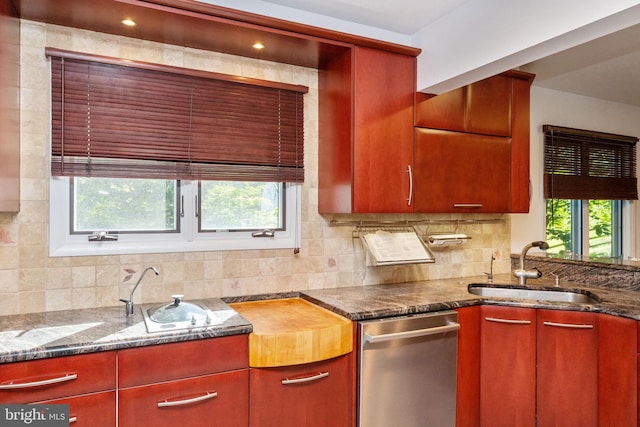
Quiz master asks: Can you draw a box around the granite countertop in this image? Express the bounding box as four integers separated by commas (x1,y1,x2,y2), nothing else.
0,298,252,363
2,273,640,363
301,274,640,321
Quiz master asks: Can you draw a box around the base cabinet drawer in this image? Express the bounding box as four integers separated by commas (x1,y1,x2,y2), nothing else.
249,354,353,427
40,391,116,427
0,351,116,403
118,369,249,427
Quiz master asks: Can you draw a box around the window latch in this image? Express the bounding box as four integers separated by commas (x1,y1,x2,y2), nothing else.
251,229,275,238
88,231,119,242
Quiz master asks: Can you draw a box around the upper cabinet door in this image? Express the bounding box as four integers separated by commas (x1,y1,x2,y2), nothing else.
415,74,511,137
351,46,416,213
415,88,465,132
465,75,511,136
318,46,417,214
413,128,512,213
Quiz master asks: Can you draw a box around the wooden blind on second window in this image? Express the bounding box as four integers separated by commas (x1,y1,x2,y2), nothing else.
48,49,306,182
543,124,638,200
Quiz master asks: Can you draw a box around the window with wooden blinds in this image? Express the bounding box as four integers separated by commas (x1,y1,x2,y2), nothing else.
48,48,307,182
543,124,638,200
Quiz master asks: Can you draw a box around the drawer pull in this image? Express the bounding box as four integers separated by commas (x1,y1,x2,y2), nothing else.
69,416,77,424
543,321,594,329
0,373,78,390
281,372,329,385
453,203,483,209
157,391,218,408
485,317,532,325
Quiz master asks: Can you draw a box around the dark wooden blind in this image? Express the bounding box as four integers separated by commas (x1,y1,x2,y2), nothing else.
543,124,638,200
48,49,306,182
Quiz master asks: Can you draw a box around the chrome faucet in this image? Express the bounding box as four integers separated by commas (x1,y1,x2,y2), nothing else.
119,266,159,316
513,241,549,285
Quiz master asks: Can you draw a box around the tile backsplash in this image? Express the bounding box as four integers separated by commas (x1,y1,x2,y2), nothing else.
0,20,512,316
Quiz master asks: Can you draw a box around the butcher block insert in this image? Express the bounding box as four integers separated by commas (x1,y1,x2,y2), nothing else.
229,298,352,367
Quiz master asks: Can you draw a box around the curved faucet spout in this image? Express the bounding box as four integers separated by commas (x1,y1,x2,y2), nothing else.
514,241,548,285
120,266,159,316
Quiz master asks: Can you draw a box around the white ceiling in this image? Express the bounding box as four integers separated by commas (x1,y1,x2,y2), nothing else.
261,0,471,34
260,0,640,107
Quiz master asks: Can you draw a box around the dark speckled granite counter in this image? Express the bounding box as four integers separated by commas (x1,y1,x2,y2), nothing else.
3,266,640,363
0,298,252,363
301,273,640,322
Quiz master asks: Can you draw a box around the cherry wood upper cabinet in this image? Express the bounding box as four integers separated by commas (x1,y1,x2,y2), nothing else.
0,0,20,212
416,74,512,137
414,70,534,213
414,129,512,213
318,46,416,213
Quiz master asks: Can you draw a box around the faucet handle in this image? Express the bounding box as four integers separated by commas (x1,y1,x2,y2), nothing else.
532,267,543,278
172,294,184,306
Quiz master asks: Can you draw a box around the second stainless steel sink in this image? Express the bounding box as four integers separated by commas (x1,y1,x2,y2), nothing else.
468,284,599,304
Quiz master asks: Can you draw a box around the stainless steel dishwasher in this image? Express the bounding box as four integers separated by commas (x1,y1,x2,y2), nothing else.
358,310,460,427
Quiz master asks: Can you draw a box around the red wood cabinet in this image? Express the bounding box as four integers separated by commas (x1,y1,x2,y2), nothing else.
118,335,249,427
462,307,636,426
416,74,511,137
537,309,598,427
119,369,249,427
479,305,536,427
249,353,354,427
118,334,248,388
40,391,116,427
454,306,480,427
414,71,534,213
414,129,512,213
318,46,416,213
0,351,116,403
598,314,636,427
0,351,116,426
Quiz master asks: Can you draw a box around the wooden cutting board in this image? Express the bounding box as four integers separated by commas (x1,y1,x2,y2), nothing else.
229,298,353,367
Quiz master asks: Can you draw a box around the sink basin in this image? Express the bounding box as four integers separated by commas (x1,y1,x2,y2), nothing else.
141,295,235,333
468,284,599,304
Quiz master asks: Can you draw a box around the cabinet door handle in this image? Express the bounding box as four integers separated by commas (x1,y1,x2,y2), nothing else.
485,317,531,325
281,371,329,385
543,321,594,329
0,373,78,390
157,391,218,408
406,165,413,206
453,203,483,209
69,416,77,424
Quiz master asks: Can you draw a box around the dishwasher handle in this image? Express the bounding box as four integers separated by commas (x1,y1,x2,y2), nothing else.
364,322,460,344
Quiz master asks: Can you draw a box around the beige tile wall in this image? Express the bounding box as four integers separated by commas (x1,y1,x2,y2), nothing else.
0,20,512,316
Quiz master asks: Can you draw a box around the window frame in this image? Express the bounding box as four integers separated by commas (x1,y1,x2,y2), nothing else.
545,198,625,258
49,177,301,257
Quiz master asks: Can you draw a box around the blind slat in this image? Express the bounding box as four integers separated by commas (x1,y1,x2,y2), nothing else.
50,53,305,183
543,124,638,200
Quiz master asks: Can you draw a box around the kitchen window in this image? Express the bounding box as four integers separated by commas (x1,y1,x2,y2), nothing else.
543,125,637,258
47,49,306,256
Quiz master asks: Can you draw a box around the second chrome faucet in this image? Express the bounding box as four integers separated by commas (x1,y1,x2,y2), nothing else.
120,266,160,316
513,241,549,285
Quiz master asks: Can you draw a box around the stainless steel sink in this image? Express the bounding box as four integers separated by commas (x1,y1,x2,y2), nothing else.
141,295,236,333
468,284,599,304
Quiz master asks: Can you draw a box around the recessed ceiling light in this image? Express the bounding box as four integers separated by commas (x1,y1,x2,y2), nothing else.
252,42,265,50
121,19,137,27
